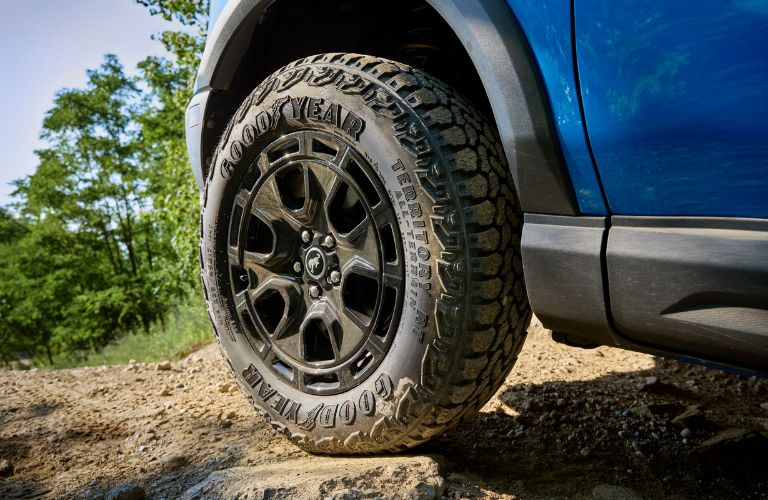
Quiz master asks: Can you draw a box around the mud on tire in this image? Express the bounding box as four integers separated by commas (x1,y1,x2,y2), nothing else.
200,53,531,453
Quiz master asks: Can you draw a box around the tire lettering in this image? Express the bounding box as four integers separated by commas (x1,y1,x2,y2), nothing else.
220,158,235,180
339,400,356,425
270,393,289,413
319,404,337,428
243,364,263,388
289,96,307,118
322,102,341,127
242,364,301,424
408,202,422,218
241,123,256,145
375,374,394,400
282,400,301,424
359,390,375,416
255,110,272,134
341,112,364,140
307,97,323,120
299,403,324,430
257,382,275,401
284,95,366,140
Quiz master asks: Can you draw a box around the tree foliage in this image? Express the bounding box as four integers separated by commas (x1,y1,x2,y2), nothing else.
0,0,209,366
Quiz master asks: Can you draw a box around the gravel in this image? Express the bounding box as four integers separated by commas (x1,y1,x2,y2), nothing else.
1,318,766,499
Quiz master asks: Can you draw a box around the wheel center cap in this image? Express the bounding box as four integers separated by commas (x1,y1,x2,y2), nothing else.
304,247,326,280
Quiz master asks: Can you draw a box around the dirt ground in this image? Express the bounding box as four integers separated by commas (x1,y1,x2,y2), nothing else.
1,318,767,499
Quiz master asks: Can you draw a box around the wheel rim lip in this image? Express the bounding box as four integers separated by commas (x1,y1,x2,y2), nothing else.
227,129,405,395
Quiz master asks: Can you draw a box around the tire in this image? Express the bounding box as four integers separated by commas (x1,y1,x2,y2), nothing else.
200,53,531,454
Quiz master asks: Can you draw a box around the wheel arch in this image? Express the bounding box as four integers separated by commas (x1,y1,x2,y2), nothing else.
188,0,578,215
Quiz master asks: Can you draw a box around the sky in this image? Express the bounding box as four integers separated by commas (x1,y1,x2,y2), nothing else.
0,0,179,207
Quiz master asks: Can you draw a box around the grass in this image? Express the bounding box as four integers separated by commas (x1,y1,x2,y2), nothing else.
50,294,213,369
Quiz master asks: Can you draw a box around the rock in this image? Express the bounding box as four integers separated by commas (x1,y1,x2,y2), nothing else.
671,405,705,428
156,361,172,371
592,484,644,500
680,428,691,438
0,458,13,477
179,456,445,500
221,410,237,420
580,447,591,457
158,388,171,397
105,482,145,500
696,428,752,451
627,405,653,418
760,402,768,411
217,382,232,393
164,455,188,470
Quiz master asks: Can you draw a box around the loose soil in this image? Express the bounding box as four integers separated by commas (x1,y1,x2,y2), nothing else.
1,319,767,499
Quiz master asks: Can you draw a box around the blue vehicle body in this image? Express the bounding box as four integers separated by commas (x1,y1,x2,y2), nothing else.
507,0,608,215
187,0,768,373
577,0,768,217
508,0,768,217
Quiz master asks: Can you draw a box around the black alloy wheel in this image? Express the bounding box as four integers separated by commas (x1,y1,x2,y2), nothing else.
228,130,404,395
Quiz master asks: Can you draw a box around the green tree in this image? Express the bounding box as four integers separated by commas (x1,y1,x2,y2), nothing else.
0,0,210,366
11,56,166,359
135,0,208,281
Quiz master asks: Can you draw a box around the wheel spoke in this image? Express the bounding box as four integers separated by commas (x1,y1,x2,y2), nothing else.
325,286,368,359
234,290,250,314
305,163,340,230
383,261,403,288
339,256,380,334
342,215,370,244
234,189,251,209
335,367,353,387
338,305,369,350
252,176,303,232
342,254,380,281
370,202,391,227
335,220,378,271
299,300,341,362
242,249,286,288
334,144,352,170
250,276,302,340
255,152,271,174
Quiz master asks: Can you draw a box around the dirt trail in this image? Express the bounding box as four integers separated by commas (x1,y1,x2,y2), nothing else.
1,319,767,499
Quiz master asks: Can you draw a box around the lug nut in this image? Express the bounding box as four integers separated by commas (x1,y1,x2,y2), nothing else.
323,235,335,248
329,270,341,285
309,285,322,299
301,230,312,243
293,261,302,273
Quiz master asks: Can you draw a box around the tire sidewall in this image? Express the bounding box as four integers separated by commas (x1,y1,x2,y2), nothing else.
201,74,442,447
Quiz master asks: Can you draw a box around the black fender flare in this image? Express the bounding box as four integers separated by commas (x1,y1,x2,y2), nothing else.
187,0,578,215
